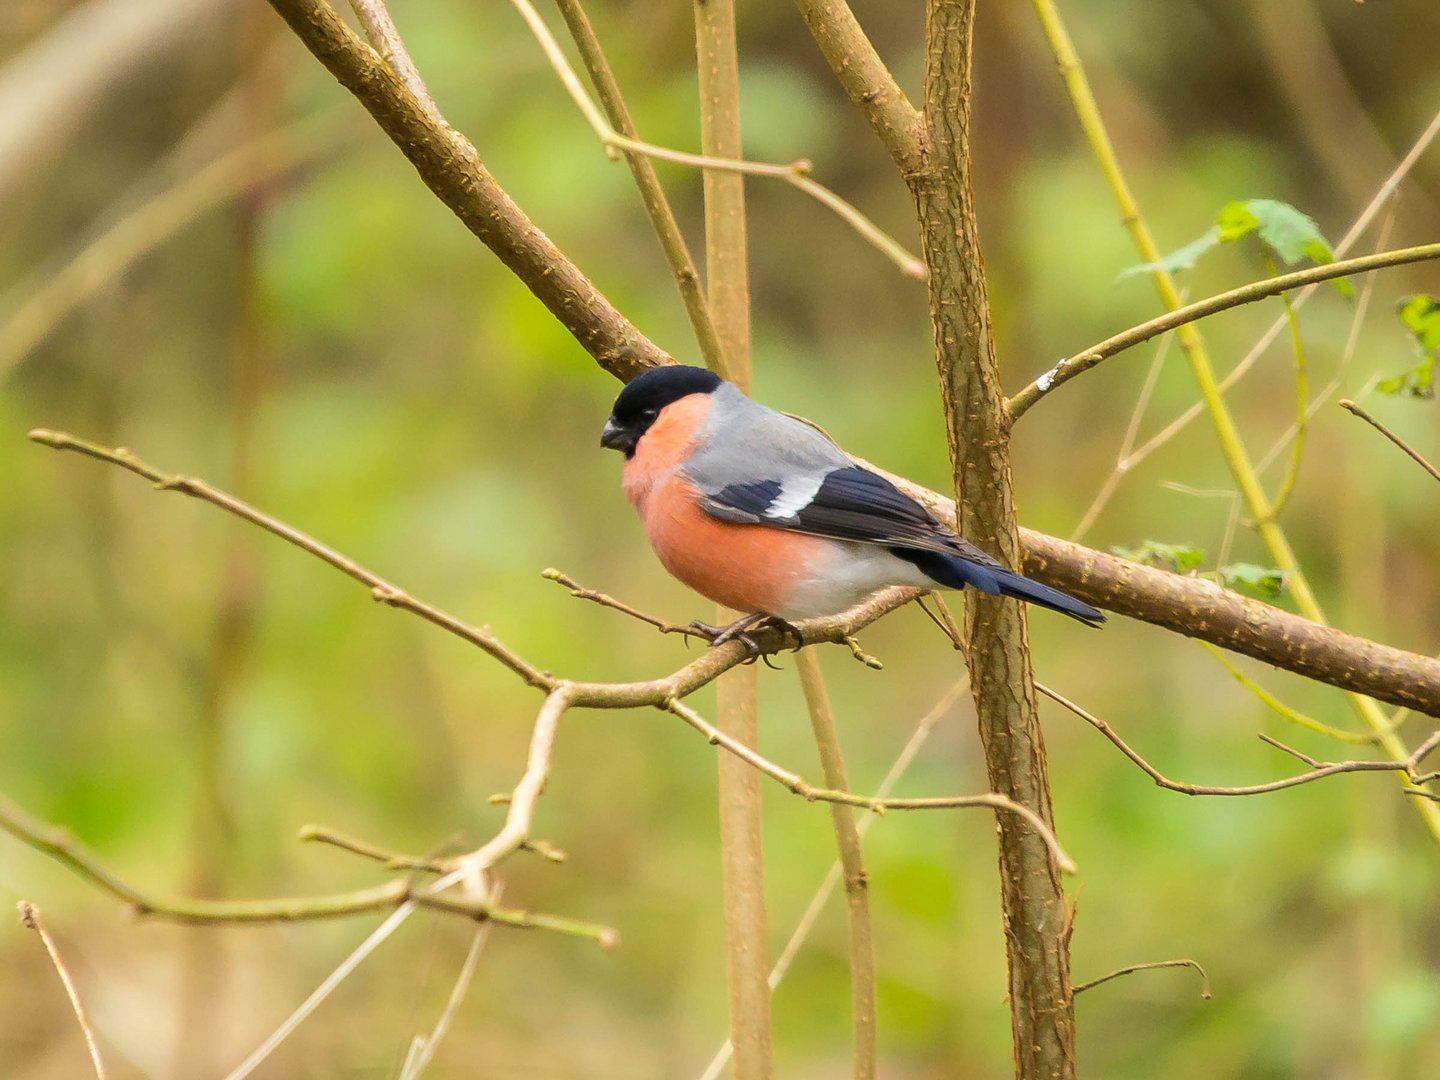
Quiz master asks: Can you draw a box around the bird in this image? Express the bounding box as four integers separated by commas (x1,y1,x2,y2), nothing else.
600,365,1104,650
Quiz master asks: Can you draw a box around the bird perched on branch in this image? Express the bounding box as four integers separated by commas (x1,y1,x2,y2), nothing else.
601,365,1104,651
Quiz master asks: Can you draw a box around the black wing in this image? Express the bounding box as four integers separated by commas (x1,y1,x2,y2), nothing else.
704,465,1003,569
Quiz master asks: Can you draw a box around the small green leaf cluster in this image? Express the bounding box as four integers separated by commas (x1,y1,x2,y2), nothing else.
1112,541,1289,600
1377,294,1440,399
1123,197,1350,297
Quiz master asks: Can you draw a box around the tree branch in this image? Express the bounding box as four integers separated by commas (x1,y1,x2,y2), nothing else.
1071,958,1211,1000
264,0,672,379
912,3,1075,1074
1007,242,1440,419
550,0,725,371
1037,684,1440,800
0,789,611,939
1017,527,1440,718
792,0,924,173
18,902,108,1080
1340,397,1440,484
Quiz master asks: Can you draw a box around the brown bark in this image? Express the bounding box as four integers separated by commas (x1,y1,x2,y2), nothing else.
909,3,1075,1076
265,0,671,380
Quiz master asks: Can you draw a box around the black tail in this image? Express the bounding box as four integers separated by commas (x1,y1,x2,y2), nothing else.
894,548,1105,628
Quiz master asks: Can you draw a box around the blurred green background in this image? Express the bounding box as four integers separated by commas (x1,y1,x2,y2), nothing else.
3,1,1440,1076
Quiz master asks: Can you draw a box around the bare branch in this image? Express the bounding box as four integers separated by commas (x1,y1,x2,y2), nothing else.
29,428,552,689
1340,398,1440,484
17,902,108,1080
508,0,923,278
345,0,437,117
298,824,451,873
0,786,611,938
550,0,725,371
1007,242,1440,420
664,698,1076,873
264,0,672,379
542,567,710,640
1012,524,1440,719
1037,683,1440,799
792,0,924,172
1072,958,1211,1000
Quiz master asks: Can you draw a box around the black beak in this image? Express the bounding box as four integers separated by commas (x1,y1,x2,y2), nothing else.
600,418,635,453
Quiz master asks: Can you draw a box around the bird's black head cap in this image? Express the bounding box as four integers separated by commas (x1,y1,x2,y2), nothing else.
601,365,723,456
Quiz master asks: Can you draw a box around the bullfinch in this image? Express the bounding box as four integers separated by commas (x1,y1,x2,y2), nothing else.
601,365,1104,647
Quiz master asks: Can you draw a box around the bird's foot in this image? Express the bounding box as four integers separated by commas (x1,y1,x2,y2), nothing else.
688,613,805,666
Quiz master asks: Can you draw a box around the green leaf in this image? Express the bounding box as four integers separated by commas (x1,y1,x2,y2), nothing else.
1120,198,1350,294
1377,295,1440,399
1112,541,1206,574
1218,562,1289,600
1215,200,1261,243
1397,293,1440,354
1118,227,1220,279
1376,361,1435,399
1240,198,1352,297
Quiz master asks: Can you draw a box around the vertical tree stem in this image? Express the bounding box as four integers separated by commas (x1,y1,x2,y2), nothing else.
795,650,876,1080
911,3,1075,1076
694,2,772,1076
553,0,726,371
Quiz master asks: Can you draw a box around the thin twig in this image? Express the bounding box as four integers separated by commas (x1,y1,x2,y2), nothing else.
0,789,611,938
665,698,1077,872
1072,958,1211,1000
1006,242,1440,419
398,912,495,1080
542,567,709,639
697,677,969,1080
298,824,451,873
17,902,108,1080
550,0,725,370
1037,683,1440,798
1340,398,1440,483
223,903,417,1080
346,0,439,118
29,428,553,689
507,0,925,279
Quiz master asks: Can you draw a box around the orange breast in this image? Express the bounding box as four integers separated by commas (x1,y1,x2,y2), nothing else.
622,392,821,614
644,473,823,614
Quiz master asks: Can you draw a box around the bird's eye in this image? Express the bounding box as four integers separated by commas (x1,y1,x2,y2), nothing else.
639,408,658,423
